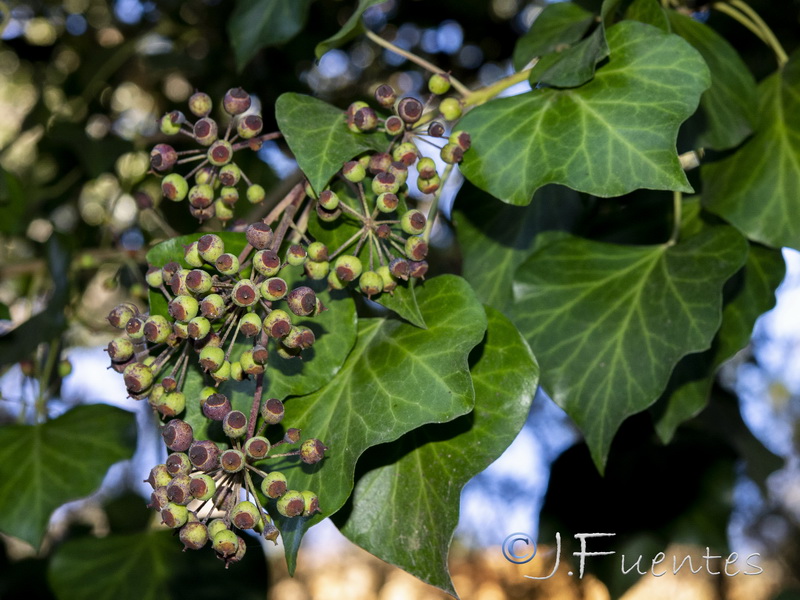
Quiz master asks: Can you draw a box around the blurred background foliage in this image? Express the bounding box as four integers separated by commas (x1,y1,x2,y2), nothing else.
0,0,799,598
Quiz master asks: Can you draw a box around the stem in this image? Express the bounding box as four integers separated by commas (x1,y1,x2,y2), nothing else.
365,29,471,96
230,131,282,152
669,191,682,246
328,227,367,260
423,164,453,243
712,2,788,66
463,67,534,108
247,372,264,439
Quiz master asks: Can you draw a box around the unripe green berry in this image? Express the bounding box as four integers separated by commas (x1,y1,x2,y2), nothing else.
316,203,341,222
318,190,339,211
212,529,239,557
189,473,216,501
219,187,239,206
244,436,270,460
385,115,404,135
428,73,451,95
145,266,164,288
372,172,399,195
439,97,462,121
239,350,264,376
354,106,378,132
305,260,330,280
328,269,346,290
346,101,369,133
145,464,172,489
253,250,281,276
378,265,397,293
170,270,190,296
207,519,228,540
230,500,261,530
200,294,226,320
215,201,233,223
306,243,328,263
223,87,251,115
263,309,292,339
186,317,209,340
401,209,427,235
194,167,215,186
230,360,244,381
159,110,185,135
184,242,203,267
199,345,225,372
219,448,245,473
197,234,225,263
417,157,437,180
107,337,134,362
237,114,263,139
219,163,242,187
161,173,188,202
193,117,218,146
123,362,153,394
158,392,186,418
188,91,212,117
185,269,212,294
246,184,266,204
342,160,366,183
417,174,441,194
440,142,464,164
301,490,321,517
359,271,383,298
334,254,363,283
260,277,288,301
300,438,327,464
245,222,274,249
449,130,471,151
260,397,284,424
392,142,418,166
125,316,144,338
211,360,231,384
277,490,305,517
232,279,259,307
260,471,288,499
222,410,248,439
238,312,262,337
388,161,409,184
161,502,189,528
405,235,429,261
179,521,208,550
165,452,192,476
168,295,199,322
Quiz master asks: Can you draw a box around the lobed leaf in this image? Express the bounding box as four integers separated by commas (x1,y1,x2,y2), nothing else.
315,0,388,59
512,2,596,71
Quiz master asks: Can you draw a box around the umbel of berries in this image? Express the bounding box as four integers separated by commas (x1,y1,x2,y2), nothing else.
153,87,278,222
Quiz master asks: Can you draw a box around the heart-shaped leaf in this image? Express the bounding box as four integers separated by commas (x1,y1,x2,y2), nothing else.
0,404,136,548
336,306,538,596
315,0,388,59
273,275,487,573
459,21,710,205
703,52,800,250
512,225,748,470
512,2,596,71
276,93,387,195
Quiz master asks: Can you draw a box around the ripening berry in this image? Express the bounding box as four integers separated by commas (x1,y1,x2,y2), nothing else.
189,473,216,501
219,187,239,206
428,121,446,137
207,519,228,540
318,189,339,211
376,192,399,213
162,419,194,452
194,167,214,186
161,502,189,528
185,269,212,294
215,253,240,276
223,87,251,115
417,157,437,180
237,114,263,139
260,397,285,424
307,242,328,262
287,286,317,317
260,471,288,499
170,270,190,296
244,436,270,460
212,529,239,557
197,234,225,263
428,73,451,95
232,279,259,307
239,350,264,376
277,490,305,518
230,500,261,530
159,110,185,135
123,362,153,394
299,439,327,464
342,160,366,183
372,172,399,195
107,337,134,363
439,97,462,121
376,223,391,239
440,142,464,164
417,174,441,194
188,91,212,117
449,130,471,151
260,277,288,301
222,410,247,439
246,184,266,204
183,242,203,267
166,474,192,505
207,140,233,167
161,262,182,286
219,163,241,187
107,303,137,329
161,173,188,202
286,244,307,266
211,360,231,384
301,490,321,517
216,204,233,223
253,249,281,276
305,260,330,280
193,117,218,146
392,142,418,166
328,269,346,290
246,222,274,250
188,440,221,471
384,115,405,135
179,521,208,550
354,106,378,131
405,236,429,261
334,254,363,283
374,83,397,108
158,391,186,418
263,309,292,339
219,448,245,473
346,101,369,133
238,312,262,337
397,97,423,124
202,392,231,421
409,260,429,279
145,464,172,489
168,295,199,322
148,487,169,511
150,144,177,172
401,209,426,235
200,294,226,320
359,271,383,298
165,452,192,476
283,326,315,350
316,203,341,223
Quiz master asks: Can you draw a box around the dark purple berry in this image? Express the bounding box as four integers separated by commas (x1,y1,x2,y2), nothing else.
150,144,177,172
188,440,220,471
162,419,194,452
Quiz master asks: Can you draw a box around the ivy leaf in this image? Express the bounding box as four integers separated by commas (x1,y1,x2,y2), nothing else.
703,51,800,250
374,283,426,328
274,275,487,573
315,0,388,59
529,26,609,88
654,233,785,442
0,166,26,235
228,0,313,71
460,21,710,206
0,405,136,549
335,306,538,596
511,226,748,470
48,530,267,600
668,11,757,150
512,2,596,71
275,93,386,195
454,182,583,314
625,0,669,31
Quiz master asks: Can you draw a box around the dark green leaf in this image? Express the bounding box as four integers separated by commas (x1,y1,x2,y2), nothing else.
460,21,710,205
512,226,748,470
703,51,800,249
512,2,596,71
275,275,487,573
337,307,537,596
374,282,426,328
276,93,387,195
668,11,757,150
529,26,609,88
315,0,387,59
453,182,583,314
228,0,313,71
0,405,136,549
0,303,9,320
624,0,669,32
0,166,25,235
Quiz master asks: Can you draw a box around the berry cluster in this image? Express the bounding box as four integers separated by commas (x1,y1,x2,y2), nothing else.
304,78,471,298
106,226,327,563
151,88,277,222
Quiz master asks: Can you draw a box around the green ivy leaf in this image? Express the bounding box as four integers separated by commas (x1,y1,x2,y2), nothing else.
512,226,748,470
0,405,136,549
0,166,26,235
512,2,596,71
228,0,313,71
624,0,669,32
460,21,710,205
453,181,583,314
529,26,608,88
48,530,268,600
374,283,426,328
668,11,757,150
703,51,800,250
275,275,487,573
315,0,388,59
335,306,538,596
275,93,386,195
